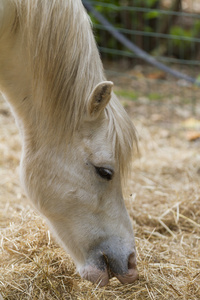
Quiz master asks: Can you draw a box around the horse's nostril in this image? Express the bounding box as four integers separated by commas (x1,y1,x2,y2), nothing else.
128,252,137,269
101,253,114,279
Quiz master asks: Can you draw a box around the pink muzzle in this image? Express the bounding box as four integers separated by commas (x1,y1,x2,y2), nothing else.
79,250,139,287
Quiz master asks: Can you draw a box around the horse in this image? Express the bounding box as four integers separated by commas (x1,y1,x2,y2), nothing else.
0,0,138,286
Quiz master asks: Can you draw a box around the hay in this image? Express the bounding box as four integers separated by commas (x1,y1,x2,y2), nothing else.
0,92,200,300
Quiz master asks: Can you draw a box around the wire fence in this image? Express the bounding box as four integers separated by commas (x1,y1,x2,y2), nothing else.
85,1,200,119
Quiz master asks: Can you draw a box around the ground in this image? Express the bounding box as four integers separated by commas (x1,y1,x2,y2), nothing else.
0,73,200,299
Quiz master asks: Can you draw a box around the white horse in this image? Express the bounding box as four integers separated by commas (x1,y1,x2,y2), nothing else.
0,0,138,286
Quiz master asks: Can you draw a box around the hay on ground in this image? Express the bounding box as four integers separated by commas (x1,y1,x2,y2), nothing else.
0,92,200,300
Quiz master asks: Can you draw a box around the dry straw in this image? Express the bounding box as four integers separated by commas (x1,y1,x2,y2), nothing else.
0,93,200,299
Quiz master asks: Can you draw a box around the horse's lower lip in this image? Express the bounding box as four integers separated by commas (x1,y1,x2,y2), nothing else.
79,265,109,287
115,268,139,284
79,264,139,286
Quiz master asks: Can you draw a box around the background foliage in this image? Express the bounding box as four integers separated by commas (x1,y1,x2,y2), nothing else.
90,0,200,61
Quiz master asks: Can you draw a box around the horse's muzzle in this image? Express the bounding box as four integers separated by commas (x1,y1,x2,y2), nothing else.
79,239,138,286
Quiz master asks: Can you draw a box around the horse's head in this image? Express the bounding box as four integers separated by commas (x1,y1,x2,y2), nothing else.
26,81,138,286
0,0,138,287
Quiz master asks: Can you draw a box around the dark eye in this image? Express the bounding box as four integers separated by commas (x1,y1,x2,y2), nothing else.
95,167,113,181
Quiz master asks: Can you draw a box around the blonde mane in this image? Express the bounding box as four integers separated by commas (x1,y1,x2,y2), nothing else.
12,0,137,179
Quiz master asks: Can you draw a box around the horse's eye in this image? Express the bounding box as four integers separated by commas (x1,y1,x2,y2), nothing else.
95,167,113,181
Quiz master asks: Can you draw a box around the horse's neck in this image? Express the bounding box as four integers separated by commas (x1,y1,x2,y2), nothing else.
0,1,15,36
0,16,30,111
0,35,53,157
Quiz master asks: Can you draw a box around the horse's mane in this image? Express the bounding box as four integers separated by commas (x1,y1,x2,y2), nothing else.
13,0,137,179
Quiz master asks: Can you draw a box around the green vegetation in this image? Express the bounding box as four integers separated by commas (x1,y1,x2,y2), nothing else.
169,20,200,59
148,92,163,101
90,0,199,60
115,89,138,100
115,88,165,102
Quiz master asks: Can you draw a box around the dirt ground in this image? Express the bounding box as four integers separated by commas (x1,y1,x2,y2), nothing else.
0,76,200,299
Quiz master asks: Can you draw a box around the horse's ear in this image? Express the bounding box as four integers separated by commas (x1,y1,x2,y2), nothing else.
87,81,113,119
